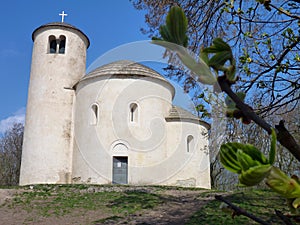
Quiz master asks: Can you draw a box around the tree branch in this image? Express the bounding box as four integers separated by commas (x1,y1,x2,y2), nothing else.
218,76,300,162
218,76,272,132
245,36,300,93
275,120,300,162
270,4,300,20
215,195,271,225
275,210,295,225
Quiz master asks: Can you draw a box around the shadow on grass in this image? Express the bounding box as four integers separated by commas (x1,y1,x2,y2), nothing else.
186,189,288,225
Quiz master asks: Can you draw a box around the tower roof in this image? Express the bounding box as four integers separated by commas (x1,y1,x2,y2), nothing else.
32,22,90,48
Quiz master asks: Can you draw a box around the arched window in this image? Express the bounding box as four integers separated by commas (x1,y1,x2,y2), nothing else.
59,35,66,54
187,135,194,152
90,104,99,125
129,103,138,123
49,35,57,53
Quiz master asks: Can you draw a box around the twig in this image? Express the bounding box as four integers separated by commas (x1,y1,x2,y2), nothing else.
275,210,295,225
270,4,300,20
215,195,271,225
217,76,300,162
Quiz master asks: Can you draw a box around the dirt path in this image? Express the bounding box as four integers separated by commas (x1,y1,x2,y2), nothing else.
0,188,213,225
106,190,213,225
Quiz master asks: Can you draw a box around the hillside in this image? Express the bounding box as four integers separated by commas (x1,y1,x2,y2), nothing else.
0,185,291,225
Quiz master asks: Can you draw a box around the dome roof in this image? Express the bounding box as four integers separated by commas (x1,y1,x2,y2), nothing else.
82,60,168,83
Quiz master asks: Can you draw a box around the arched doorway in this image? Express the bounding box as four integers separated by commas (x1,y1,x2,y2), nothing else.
112,143,128,184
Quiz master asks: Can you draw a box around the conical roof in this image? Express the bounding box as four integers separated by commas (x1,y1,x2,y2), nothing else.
166,106,210,129
82,60,168,82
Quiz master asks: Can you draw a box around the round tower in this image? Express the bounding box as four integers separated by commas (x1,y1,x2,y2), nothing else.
19,23,90,185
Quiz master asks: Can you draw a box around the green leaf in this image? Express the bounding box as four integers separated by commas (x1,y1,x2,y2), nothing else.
199,48,209,65
220,152,241,173
292,197,300,209
159,25,173,43
239,164,272,186
208,51,232,67
212,38,231,51
220,143,241,173
241,145,268,164
236,150,260,171
152,40,216,84
267,167,300,198
163,6,188,47
226,65,237,82
226,142,268,164
204,38,237,81
203,38,231,53
202,45,220,53
269,128,276,164
177,51,216,84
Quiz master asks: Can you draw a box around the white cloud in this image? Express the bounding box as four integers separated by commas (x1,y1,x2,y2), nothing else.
0,107,26,134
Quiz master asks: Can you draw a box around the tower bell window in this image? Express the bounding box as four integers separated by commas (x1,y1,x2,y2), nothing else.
48,35,66,54
49,36,57,53
59,35,66,54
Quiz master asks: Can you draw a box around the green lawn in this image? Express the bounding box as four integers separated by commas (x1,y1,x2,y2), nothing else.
1,185,293,224
187,189,290,224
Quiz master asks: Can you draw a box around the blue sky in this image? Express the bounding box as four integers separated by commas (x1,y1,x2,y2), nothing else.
0,0,195,134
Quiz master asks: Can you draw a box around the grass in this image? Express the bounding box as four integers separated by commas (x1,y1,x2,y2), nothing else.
6,184,163,219
1,185,293,224
109,190,163,214
187,189,289,225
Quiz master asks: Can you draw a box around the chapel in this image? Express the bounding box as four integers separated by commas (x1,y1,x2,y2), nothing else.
19,21,211,188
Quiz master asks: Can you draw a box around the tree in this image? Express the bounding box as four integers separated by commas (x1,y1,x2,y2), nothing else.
143,4,300,221
209,92,300,190
0,123,24,186
131,0,300,117
132,0,300,161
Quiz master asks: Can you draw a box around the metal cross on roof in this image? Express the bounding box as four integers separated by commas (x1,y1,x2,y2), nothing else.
59,11,68,23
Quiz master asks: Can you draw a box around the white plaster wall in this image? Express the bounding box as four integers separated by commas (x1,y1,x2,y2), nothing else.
20,26,88,185
72,76,173,184
162,121,210,189
128,120,210,188
72,75,210,189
